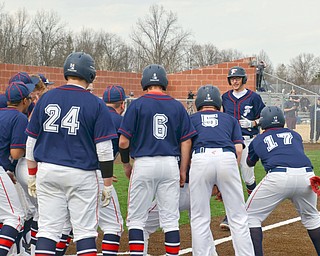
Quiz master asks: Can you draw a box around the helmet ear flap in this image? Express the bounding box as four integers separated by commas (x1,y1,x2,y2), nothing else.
242,75,247,84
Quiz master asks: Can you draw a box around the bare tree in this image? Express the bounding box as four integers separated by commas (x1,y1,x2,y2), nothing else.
0,8,32,64
275,63,289,81
31,10,66,66
219,48,244,62
288,53,320,86
95,31,134,71
186,43,220,69
130,4,191,72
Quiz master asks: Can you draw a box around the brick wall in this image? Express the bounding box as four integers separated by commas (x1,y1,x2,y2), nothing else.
0,57,256,98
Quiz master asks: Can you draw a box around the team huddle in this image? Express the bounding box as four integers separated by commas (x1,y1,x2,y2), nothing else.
0,52,320,256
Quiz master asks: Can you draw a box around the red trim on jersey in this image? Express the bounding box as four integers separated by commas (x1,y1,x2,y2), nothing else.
118,128,132,138
26,128,38,137
95,134,118,141
181,130,197,141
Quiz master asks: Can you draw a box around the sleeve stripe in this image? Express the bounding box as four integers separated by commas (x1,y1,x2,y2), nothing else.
118,128,132,138
25,129,38,137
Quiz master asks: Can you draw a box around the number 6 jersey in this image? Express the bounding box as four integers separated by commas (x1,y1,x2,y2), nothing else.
26,84,117,170
118,92,196,158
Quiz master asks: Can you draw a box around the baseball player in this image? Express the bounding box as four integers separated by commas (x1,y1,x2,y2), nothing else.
0,81,34,256
99,85,127,255
118,64,197,255
38,74,55,90
0,94,7,108
25,52,117,255
246,106,320,256
220,66,265,230
189,85,254,256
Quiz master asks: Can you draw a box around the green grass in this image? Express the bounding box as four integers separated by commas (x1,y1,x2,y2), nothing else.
113,150,320,228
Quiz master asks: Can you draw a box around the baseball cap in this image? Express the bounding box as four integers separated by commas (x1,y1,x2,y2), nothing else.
0,94,7,108
9,72,36,92
103,85,127,103
5,81,32,103
38,74,54,85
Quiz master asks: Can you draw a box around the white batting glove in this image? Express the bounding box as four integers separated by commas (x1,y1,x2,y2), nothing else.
101,185,113,207
239,116,253,128
28,175,37,198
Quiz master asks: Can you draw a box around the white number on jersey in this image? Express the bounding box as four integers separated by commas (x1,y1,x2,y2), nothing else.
61,106,80,135
43,104,80,135
201,114,218,127
153,114,168,139
264,132,293,152
43,104,61,133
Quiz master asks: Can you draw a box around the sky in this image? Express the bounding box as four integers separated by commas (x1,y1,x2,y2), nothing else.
2,0,320,68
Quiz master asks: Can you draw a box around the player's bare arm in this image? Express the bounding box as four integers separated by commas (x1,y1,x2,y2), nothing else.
180,138,192,187
119,134,132,179
234,143,243,165
10,148,25,160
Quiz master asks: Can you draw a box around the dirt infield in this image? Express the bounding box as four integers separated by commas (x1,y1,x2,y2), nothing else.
66,199,319,255
66,142,319,255
66,195,319,255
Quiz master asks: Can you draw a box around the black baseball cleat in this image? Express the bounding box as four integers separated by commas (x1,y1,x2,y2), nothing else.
220,215,230,231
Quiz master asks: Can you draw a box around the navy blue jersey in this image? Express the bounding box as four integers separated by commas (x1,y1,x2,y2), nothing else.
26,85,117,170
107,106,122,157
190,110,244,154
222,89,265,136
247,127,312,171
119,92,197,158
0,108,28,171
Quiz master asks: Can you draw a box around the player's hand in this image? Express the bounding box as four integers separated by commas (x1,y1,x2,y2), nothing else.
180,171,186,188
28,175,37,198
101,184,113,207
123,163,132,179
239,116,253,128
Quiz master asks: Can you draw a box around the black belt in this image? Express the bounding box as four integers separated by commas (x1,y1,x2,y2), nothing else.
242,135,254,139
269,167,313,173
194,147,232,154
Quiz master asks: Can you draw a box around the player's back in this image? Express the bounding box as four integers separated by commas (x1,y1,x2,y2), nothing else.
0,108,28,170
27,85,117,170
190,110,242,153
252,127,312,170
119,93,195,158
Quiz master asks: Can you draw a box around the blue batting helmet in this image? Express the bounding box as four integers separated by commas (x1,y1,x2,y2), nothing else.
227,66,247,85
63,52,96,83
259,106,285,130
195,85,222,111
141,64,168,91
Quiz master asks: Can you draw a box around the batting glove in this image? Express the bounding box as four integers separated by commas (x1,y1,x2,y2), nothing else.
101,185,113,207
239,116,253,128
28,175,37,198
